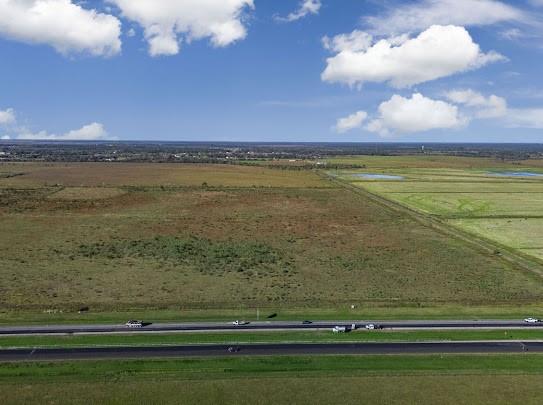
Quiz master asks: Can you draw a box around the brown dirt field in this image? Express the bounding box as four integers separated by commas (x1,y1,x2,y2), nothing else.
48,187,127,200
0,163,329,188
1,179,542,310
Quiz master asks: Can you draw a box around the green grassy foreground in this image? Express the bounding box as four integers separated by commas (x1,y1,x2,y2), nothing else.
1,355,543,404
1,330,543,349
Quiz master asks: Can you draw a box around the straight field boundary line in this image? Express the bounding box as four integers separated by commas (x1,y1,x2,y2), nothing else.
367,191,543,194
321,172,543,279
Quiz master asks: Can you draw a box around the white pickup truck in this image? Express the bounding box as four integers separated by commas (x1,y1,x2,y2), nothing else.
125,320,144,328
232,320,249,326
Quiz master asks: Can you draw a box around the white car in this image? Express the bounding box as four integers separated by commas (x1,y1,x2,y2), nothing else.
125,320,143,328
524,318,541,323
232,320,249,326
332,326,347,333
365,324,376,330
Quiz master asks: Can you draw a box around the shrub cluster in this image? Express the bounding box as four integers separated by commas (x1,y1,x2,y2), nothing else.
78,236,292,275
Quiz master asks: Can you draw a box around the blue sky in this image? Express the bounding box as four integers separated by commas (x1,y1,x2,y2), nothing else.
1,0,543,142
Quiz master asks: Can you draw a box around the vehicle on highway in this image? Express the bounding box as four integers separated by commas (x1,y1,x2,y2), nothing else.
302,320,312,325
232,320,249,326
365,324,375,330
332,326,347,333
524,318,541,323
125,320,144,328
227,346,240,353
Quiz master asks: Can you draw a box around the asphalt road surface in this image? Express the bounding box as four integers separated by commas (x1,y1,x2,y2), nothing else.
1,341,542,361
0,320,542,336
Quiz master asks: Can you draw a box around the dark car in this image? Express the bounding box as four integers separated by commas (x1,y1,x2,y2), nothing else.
302,320,312,325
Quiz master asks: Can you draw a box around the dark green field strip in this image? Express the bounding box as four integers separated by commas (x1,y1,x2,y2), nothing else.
352,178,543,185
436,215,543,220
3,360,543,405
375,191,543,194
1,354,543,382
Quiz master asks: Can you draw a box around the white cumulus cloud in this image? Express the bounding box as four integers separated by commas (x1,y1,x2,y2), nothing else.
335,110,367,133
364,0,527,36
322,30,372,53
367,93,464,136
0,107,113,140
322,25,504,89
108,0,254,56
276,0,321,22
0,108,16,125
445,89,543,128
446,89,507,118
1,135,9,140
500,28,525,40
0,0,122,56
18,123,112,140
506,109,543,129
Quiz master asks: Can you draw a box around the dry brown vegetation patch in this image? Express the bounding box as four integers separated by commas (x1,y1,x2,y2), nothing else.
1,160,543,311
1,184,541,310
0,163,329,188
48,187,126,201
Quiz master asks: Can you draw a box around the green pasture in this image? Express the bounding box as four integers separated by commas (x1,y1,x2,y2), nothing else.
386,192,543,217
361,181,543,194
324,155,530,169
450,219,543,260
2,355,543,404
342,164,543,263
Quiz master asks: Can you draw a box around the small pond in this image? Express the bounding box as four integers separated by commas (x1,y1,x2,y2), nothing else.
353,173,405,180
489,171,543,178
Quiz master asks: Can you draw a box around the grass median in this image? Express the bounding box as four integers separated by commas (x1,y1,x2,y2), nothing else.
1,329,543,349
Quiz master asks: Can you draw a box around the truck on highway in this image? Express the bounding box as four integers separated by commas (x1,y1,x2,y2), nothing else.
232,320,249,326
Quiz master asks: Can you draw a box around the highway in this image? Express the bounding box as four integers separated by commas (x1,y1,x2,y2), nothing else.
1,341,543,361
0,320,542,336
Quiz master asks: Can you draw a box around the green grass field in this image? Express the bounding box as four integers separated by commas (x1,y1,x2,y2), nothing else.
449,218,543,260
3,162,541,318
343,165,543,263
385,192,543,217
361,181,543,194
326,154,543,169
1,355,543,404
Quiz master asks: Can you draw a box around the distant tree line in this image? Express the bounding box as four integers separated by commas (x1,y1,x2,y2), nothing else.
1,141,542,165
